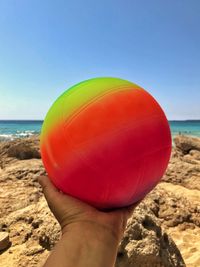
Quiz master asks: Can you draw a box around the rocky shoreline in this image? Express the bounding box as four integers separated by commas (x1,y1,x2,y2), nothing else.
0,135,199,267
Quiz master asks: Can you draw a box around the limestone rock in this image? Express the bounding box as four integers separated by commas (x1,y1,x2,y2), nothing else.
115,203,185,267
174,135,200,154
0,135,40,166
0,232,10,250
1,135,200,266
162,136,200,190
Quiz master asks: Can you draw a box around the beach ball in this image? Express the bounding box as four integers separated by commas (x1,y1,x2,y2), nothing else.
40,77,171,209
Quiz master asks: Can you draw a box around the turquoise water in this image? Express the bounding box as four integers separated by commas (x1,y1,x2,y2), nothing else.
169,120,200,138
0,120,200,141
0,120,42,140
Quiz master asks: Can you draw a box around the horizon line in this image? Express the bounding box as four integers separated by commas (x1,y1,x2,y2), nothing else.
0,119,200,122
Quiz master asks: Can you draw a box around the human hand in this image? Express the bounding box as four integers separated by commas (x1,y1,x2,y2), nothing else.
38,175,140,267
38,175,138,243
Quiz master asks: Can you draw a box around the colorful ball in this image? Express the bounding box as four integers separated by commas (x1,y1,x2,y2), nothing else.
40,77,171,209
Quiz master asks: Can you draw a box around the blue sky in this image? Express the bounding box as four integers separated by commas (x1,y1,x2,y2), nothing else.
0,0,199,120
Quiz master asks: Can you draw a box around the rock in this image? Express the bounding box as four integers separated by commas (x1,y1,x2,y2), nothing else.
1,135,200,266
7,136,41,160
7,143,40,160
174,135,200,154
162,140,200,190
0,160,45,218
115,203,185,267
0,136,40,165
189,150,200,160
0,232,10,250
24,245,44,256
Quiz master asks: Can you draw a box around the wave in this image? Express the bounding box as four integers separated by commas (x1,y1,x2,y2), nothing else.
0,131,39,141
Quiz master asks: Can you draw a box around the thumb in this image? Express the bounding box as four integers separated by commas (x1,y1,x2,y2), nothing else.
38,176,64,211
38,176,93,218
38,175,60,198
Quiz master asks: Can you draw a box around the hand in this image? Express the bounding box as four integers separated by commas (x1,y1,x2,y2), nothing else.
38,176,138,243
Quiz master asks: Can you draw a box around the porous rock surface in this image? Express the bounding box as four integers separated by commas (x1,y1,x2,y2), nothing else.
0,135,199,266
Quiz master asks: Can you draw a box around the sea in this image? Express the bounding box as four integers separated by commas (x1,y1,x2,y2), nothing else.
0,120,200,141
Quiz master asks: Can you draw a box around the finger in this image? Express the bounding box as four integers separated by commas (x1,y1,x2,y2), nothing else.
38,176,62,208
38,175,60,194
109,200,141,219
38,176,90,212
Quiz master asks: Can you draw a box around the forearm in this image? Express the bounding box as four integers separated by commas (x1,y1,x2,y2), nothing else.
42,222,119,267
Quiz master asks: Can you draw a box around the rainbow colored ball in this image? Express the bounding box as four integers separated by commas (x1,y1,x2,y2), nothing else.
40,77,171,209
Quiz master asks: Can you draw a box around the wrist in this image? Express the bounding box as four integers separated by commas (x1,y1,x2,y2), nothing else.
58,221,119,267
61,220,120,246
